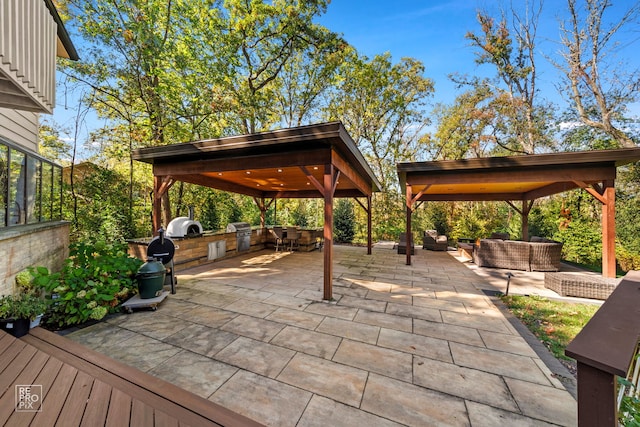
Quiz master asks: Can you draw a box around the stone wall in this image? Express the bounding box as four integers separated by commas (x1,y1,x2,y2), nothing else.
0,222,70,296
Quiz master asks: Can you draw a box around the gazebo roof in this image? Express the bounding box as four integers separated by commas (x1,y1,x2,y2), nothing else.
398,148,640,201
397,147,640,278
133,121,381,199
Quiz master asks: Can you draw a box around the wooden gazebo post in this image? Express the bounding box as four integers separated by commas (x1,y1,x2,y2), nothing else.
152,175,175,236
405,184,412,266
323,164,339,300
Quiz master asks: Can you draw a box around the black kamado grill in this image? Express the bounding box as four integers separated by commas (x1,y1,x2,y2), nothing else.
124,228,177,313
146,228,177,294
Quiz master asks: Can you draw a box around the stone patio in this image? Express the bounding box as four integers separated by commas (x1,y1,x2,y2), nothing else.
67,244,577,426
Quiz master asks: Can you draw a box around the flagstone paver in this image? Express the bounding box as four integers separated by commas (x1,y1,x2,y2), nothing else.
413,356,519,412
353,309,412,332
333,339,413,382
478,329,539,357
210,370,312,427
148,349,237,396
316,316,380,344
465,401,554,427
271,325,341,359
412,318,485,347
215,336,295,378
220,313,285,341
297,395,403,427
163,323,238,357
361,373,470,427
277,353,368,407
450,342,552,386
265,307,325,330
66,245,577,426
377,327,453,362
506,377,578,425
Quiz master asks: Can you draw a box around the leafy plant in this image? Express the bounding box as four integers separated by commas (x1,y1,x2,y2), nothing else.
0,294,48,321
618,372,640,426
30,240,142,328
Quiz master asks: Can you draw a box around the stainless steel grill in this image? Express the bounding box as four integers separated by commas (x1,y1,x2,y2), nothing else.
226,222,251,252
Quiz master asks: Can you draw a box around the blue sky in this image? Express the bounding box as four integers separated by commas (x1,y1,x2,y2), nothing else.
51,0,640,155
316,0,640,112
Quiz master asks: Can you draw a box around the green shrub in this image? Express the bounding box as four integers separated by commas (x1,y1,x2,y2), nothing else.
334,199,356,243
0,294,48,321
30,240,142,328
554,219,602,266
617,246,640,272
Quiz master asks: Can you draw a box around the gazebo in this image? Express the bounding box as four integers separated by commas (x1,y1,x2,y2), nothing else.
397,148,640,278
132,122,381,300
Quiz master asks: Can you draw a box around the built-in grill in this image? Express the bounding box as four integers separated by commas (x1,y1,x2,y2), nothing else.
226,222,251,252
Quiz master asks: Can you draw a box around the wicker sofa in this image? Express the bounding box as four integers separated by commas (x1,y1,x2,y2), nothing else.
473,237,563,271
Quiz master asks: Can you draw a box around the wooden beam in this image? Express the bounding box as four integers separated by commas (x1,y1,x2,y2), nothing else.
409,185,431,207
153,149,331,176
331,150,372,196
300,166,325,196
405,165,616,186
573,180,608,205
175,174,265,198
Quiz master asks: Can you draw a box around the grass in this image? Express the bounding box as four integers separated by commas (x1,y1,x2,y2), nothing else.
500,294,600,361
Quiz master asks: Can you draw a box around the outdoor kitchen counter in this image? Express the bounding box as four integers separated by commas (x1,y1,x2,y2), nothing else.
127,227,322,271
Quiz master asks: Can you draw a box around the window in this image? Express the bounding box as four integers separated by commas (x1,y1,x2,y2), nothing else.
0,138,62,228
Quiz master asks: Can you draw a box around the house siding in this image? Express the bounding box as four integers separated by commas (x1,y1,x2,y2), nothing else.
0,108,39,152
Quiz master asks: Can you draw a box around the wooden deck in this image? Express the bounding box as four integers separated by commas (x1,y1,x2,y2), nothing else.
0,327,263,426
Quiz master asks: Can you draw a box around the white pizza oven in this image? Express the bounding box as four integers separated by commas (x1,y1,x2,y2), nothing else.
166,207,203,238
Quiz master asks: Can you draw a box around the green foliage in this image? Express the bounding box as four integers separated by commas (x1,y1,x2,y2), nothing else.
334,199,356,243
291,201,310,228
200,190,221,231
29,240,142,328
553,219,602,266
616,246,640,273
618,372,640,426
0,294,48,321
449,202,508,241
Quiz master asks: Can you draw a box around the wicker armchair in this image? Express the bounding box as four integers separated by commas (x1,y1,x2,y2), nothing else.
423,230,448,251
529,238,563,271
397,232,415,255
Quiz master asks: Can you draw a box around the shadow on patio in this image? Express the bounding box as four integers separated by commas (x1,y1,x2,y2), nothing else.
67,244,577,426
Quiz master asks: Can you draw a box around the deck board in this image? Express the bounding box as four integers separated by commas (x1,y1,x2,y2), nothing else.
0,329,263,426
5,357,64,427
57,370,94,426
105,388,132,427
30,364,79,427
80,379,112,427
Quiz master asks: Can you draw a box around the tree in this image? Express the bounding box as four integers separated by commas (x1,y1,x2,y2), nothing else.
555,0,640,148
322,52,434,240
463,1,554,154
427,84,496,159
221,0,332,134
334,199,355,244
